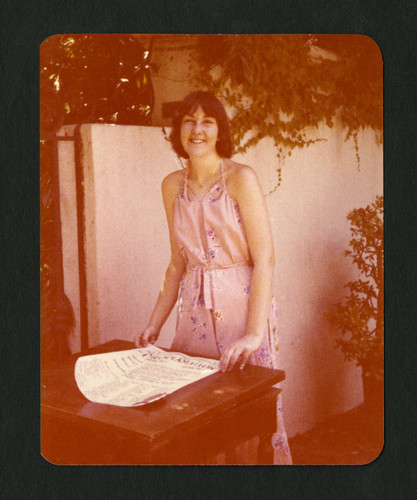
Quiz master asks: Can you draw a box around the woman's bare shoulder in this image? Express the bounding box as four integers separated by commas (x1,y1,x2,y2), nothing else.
224,159,259,195
162,169,186,197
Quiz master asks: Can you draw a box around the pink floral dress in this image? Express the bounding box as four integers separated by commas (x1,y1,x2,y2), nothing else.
171,160,292,464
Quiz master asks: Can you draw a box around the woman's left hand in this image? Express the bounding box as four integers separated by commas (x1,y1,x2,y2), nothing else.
219,333,263,372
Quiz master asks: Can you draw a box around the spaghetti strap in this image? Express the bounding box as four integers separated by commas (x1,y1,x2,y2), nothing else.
181,159,226,202
220,158,226,187
182,167,189,198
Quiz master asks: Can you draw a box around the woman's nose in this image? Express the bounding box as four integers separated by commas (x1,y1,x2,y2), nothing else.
192,121,202,133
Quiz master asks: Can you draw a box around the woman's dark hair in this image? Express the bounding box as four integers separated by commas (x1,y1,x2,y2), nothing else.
169,91,233,158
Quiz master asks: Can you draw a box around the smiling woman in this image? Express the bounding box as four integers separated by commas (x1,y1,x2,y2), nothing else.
180,108,219,160
169,91,234,159
134,91,292,464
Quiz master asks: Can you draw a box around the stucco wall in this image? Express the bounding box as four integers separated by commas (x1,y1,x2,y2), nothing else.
58,120,382,437
147,36,199,127
233,125,383,434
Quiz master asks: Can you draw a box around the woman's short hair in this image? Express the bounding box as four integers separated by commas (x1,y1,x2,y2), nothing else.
169,91,233,158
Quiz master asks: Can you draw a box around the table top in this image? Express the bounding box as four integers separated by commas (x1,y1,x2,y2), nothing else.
41,340,285,444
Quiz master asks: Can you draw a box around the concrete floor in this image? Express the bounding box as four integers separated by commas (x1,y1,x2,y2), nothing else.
288,405,384,465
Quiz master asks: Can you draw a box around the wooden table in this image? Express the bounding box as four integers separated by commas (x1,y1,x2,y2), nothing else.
41,340,285,465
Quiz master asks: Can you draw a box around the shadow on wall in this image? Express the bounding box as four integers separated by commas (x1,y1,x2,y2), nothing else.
304,239,363,423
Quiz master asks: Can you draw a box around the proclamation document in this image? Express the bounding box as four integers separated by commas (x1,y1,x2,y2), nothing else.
75,345,220,407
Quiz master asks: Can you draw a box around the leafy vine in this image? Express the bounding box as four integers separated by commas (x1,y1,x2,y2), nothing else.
193,35,383,191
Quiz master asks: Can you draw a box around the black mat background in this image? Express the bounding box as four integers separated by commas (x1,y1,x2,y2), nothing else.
1,0,416,498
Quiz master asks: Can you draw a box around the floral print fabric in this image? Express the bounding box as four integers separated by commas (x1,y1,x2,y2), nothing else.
171,161,292,464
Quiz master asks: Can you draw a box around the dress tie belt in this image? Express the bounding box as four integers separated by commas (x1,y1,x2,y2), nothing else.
186,262,250,310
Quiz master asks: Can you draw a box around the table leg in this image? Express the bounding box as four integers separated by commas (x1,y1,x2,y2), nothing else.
258,431,274,464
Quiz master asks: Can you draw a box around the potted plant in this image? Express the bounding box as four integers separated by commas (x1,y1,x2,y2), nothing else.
326,195,383,416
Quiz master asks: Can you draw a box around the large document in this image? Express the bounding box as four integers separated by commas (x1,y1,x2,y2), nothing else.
75,345,220,407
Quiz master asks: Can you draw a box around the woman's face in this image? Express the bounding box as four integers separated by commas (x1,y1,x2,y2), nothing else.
180,105,219,158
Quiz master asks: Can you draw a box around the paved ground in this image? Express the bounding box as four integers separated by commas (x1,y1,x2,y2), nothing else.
288,405,384,465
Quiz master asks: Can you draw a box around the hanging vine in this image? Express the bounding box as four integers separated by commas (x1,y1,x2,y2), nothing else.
193,34,383,191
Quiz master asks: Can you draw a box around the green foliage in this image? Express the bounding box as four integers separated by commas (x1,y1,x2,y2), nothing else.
325,196,383,380
40,34,156,358
193,35,382,189
40,34,155,139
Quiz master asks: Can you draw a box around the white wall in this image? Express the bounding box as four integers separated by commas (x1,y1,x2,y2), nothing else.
58,120,382,437
234,124,382,435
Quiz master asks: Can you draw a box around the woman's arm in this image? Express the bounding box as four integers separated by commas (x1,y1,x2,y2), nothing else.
220,163,275,371
135,173,186,347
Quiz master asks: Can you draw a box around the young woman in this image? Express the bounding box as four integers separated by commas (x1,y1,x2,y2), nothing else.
135,91,292,464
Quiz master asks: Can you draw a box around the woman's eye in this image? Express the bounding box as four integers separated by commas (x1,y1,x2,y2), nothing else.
182,117,216,126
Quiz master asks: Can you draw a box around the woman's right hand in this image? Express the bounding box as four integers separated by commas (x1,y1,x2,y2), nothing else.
134,325,159,347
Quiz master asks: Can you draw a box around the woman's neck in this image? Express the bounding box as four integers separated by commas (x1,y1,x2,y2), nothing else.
187,153,222,185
